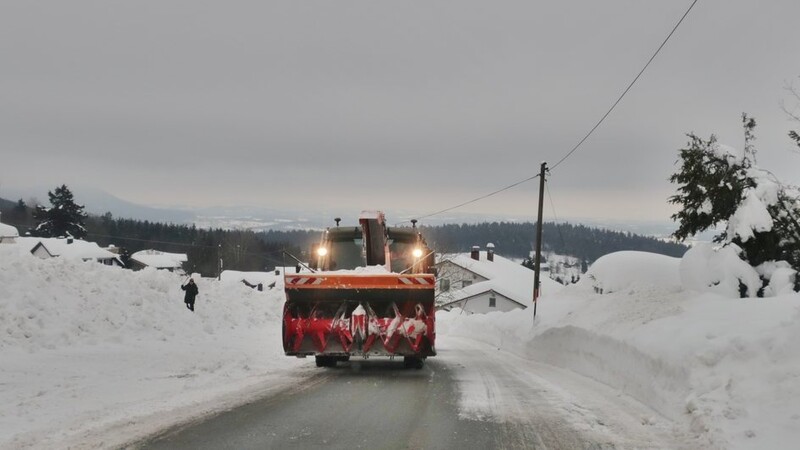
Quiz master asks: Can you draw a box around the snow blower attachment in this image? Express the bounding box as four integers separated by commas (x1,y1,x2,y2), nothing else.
283,211,436,369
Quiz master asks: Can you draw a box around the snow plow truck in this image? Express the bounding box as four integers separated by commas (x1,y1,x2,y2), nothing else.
283,211,436,369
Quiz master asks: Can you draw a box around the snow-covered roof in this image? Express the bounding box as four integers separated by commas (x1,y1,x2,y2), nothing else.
439,251,563,307
0,221,18,238
131,250,187,269
220,270,276,284
221,266,315,288
17,237,120,261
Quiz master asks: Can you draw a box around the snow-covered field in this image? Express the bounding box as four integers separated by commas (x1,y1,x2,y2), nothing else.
2,246,799,449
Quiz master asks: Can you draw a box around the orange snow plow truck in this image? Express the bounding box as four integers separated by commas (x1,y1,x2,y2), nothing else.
283,211,436,369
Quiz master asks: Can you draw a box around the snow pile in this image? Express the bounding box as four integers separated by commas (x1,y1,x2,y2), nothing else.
680,243,762,298
322,264,392,274
439,250,800,449
0,245,306,449
581,251,682,294
680,243,797,298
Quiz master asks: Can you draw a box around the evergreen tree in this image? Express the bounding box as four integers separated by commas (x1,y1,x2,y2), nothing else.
668,133,751,243
521,257,535,270
669,120,800,286
32,185,88,239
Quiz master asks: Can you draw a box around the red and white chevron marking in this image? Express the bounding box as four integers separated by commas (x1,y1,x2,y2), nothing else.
398,277,433,286
287,277,324,286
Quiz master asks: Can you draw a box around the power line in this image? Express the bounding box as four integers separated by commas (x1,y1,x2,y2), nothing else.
405,173,540,224
408,0,700,223
551,0,699,171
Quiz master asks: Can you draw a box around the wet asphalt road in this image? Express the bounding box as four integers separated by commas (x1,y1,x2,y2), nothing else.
137,359,540,450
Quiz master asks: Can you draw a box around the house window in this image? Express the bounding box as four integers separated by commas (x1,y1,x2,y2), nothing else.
489,296,496,308
440,279,450,292
462,280,472,288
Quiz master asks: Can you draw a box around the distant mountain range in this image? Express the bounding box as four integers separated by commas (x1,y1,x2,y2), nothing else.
0,186,698,238
0,185,194,224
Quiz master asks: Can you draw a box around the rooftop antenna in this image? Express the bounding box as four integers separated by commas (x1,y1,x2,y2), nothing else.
334,217,341,227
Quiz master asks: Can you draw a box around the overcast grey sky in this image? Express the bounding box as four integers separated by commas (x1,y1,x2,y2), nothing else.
2,0,800,222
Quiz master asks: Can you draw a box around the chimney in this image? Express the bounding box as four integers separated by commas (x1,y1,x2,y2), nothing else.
486,243,495,262
470,246,480,261
67,237,74,244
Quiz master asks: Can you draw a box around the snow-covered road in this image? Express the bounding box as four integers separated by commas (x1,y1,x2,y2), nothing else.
139,336,689,449
442,336,691,449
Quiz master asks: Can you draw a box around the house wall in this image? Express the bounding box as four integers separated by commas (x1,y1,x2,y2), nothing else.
435,260,489,305
99,258,123,267
130,260,182,272
441,290,524,314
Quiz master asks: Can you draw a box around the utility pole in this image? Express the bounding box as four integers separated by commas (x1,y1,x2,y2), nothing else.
218,244,223,281
533,162,547,319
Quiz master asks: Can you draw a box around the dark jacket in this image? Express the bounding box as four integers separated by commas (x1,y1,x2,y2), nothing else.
182,282,199,302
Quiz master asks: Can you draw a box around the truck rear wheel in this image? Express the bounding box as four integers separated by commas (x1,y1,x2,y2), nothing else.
315,356,336,367
403,356,424,370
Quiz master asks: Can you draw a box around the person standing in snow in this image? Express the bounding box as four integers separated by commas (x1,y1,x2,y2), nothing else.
181,278,198,312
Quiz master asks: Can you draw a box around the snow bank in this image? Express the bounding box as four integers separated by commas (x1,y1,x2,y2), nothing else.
439,251,800,449
0,245,306,449
580,251,682,294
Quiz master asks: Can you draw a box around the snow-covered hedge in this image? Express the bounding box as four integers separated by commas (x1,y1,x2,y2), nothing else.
578,251,682,295
680,243,797,298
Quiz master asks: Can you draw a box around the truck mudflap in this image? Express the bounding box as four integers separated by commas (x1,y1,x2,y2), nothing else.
283,274,436,357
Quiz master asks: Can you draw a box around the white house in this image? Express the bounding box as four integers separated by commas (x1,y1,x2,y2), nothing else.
0,220,19,244
17,237,124,266
436,244,563,314
130,249,188,272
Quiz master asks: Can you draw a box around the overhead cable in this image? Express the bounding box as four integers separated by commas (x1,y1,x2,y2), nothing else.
408,0,700,223
550,0,699,171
